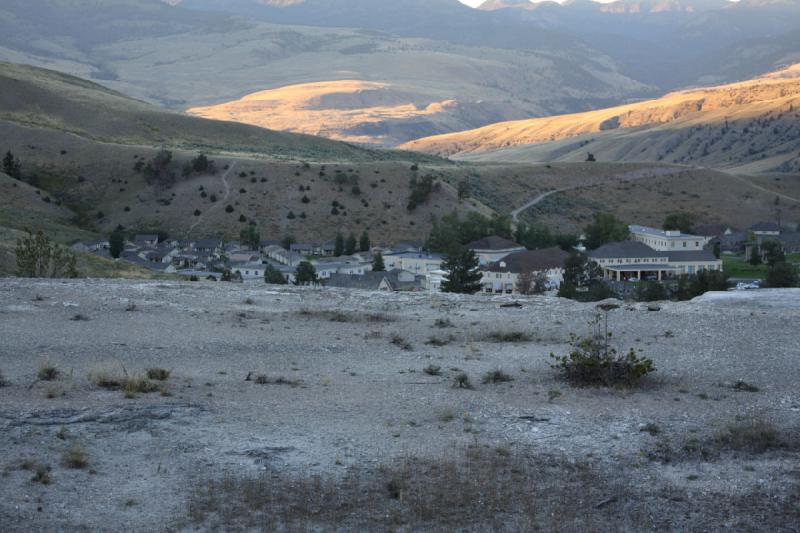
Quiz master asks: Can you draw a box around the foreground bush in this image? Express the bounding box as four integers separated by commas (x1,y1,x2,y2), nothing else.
551,315,654,387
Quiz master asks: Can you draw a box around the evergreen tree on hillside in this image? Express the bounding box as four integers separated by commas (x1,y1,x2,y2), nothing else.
372,252,385,272
441,249,482,294
359,230,371,252
239,226,260,250
2,151,22,179
334,232,345,257
109,230,125,259
345,232,357,256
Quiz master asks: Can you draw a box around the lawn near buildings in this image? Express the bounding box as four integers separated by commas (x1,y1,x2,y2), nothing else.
722,253,800,280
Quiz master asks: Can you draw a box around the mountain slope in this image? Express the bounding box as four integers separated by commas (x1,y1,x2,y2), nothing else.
401,64,800,173
0,0,651,147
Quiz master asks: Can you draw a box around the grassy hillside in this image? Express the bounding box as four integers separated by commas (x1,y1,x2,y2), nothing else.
0,61,495,247
0,61,429,162
401,64,800,173
187,80,511,147
0,171,177,278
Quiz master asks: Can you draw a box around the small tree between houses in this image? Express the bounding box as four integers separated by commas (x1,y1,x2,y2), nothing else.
372,252,386,272
441,249,482,295
264,264,287,285
295,261,317,286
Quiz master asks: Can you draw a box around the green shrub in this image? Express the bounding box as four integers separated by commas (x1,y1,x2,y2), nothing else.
482,369,513,384
63,444,89,469
550,316,654,387
423,365,442,376
453,372,473,389
483,331,532,343
146,368,171,381
37,361,60,381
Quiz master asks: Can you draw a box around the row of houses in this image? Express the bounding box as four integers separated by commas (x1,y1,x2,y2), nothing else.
75,219,790,294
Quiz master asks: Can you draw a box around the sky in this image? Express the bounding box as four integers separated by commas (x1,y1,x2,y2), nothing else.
458,0,616,6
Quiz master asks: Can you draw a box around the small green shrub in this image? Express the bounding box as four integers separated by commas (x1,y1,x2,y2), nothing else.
482,369,513,384
640,423,661,436
733,380,759,392
483,331,532,343
391,334,413,351
62,444,89,469
253,374,302,387
434,318,453,328
123,376,159,398
146,368,171,381
423,365,441,376
453,372,473,389
550,317,654,387
426,335,454,347
37,361,60,381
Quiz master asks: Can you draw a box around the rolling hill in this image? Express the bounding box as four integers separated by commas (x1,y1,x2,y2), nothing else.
186,80,531,147
401,64,800,173
0,61,495,250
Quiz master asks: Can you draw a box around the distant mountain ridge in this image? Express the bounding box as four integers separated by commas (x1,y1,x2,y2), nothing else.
401,64,800,173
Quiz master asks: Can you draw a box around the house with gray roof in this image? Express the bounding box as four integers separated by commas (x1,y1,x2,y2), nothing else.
133,234,159,247
466,235,526,265
589,237,722,282
326,269,424,292
481,247,570,294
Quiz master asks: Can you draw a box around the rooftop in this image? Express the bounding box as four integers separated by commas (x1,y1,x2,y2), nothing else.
484,247,570,274
466,235,524,251
588,241,667,259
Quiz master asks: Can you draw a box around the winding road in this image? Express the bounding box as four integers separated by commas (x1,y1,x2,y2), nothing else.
188,161,236,236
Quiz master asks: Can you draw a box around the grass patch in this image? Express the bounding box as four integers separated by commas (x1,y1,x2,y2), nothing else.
452,372,473,389
425,335,455,347
482,369,513,384
298,309,395,323
123,375,159,398
482,331,532,343
640,423,661,436
433,318,453,328
62,444,89,469
253,374,303,388
391,334,413,351
714,419,790,454
37,361,60,381
146,368,171,381
423,365,441,376
732,380,760,392
187,446,623,531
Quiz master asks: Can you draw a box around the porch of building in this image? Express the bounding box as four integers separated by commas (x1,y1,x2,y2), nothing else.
601,264,677,281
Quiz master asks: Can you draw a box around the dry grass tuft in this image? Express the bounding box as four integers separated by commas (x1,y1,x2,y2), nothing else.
482,331,532,343
37,361,60,381
253,374,303,387
391,334,413,351
146,368,171,381
62,444,89,469
482,369,513,384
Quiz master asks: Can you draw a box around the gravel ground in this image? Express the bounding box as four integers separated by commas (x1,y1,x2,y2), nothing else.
0,279,798,531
